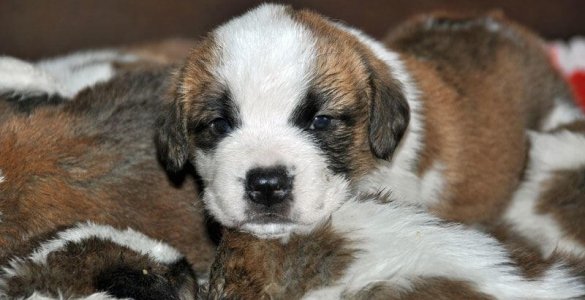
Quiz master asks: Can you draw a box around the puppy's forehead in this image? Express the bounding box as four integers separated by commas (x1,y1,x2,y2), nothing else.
212,4,317,123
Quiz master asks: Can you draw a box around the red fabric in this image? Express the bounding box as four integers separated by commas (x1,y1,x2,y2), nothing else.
569,71,585,113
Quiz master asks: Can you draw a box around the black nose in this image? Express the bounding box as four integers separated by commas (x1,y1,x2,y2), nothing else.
245,166,293,207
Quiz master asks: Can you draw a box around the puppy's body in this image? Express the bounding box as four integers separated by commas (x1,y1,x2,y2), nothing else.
0,68,215,272
158,5,575,238
206,194,585,300
375,12,579,222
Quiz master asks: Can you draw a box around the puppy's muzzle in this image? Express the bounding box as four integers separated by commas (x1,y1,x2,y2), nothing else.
245,166,293,208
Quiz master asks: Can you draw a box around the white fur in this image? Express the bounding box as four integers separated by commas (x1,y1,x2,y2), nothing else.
195,4,431,238
196,4,350,238
303,198,585,299
504,130,585,258
0,223,183,297
542,99,585,131
0,57,62,96
26,222,182,265
0,50,137,99
36,50,137,97
0,223,182,284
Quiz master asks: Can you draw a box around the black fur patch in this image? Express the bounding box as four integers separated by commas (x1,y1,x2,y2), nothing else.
364,59,410,160
155,102,189,172
187,92,240,151
95,258,196,300
289,90,358,176
2,92,68,114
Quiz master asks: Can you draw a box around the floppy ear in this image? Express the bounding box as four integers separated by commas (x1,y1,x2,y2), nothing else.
155,100,189,172
368,66,410,160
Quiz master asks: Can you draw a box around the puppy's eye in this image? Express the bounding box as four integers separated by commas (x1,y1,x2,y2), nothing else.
209,118,233,135
309,115,332,130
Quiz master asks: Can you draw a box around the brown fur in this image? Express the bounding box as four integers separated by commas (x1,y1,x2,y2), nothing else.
537,168,585,246
384,11,573,223
352,278,494,300
551,120,585,133
169,9,573,225
489,224,556,279
1,225,197,299
294,9,410,177
204,226,356,300
205,226,498,300
0,69,215,273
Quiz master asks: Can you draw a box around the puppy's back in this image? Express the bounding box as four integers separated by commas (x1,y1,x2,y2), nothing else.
0,68,215,272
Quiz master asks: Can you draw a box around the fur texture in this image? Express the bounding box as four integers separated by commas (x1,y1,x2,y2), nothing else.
205,194,585,299
157,5,573,240
0,223,197,300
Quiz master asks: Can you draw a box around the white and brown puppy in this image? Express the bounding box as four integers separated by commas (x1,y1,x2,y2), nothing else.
157,4,573,238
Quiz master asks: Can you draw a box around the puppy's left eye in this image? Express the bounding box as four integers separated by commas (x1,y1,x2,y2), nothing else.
309,115,332,130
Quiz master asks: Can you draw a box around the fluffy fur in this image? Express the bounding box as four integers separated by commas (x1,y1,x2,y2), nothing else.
205,194,585,299
0,47,217,298
157,5,573,239
503,123,585,259
0,222,197,300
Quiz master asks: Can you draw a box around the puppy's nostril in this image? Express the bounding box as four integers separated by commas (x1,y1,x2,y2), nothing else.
245,166,293,207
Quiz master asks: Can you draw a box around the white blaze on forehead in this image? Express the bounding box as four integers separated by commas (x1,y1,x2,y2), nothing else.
213,4,317,126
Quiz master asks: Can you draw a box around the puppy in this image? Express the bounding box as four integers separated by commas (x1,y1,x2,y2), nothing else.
0,222,197,300
0,66,215,273
203,193,585,299
156,4,575,239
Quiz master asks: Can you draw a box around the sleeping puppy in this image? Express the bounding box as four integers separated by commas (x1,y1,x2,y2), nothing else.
203,193,585,299
0,66,215,273
0,222,197,300
156,4,574,239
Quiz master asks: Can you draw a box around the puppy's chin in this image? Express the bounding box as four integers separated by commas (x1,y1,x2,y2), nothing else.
240,221,319,240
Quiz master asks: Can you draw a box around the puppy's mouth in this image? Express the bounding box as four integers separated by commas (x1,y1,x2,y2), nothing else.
245,213,292,225
238,213,312,239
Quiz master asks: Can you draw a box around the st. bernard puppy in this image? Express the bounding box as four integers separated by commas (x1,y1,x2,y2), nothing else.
157,4,577,239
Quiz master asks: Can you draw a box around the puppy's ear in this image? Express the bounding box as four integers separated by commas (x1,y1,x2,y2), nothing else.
155,100,188,172
368,65,410,160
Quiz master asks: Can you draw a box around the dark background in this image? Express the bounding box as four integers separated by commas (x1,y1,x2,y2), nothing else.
1,0,584,60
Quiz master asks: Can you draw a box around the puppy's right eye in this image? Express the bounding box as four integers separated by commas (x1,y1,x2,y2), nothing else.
209,118,233,136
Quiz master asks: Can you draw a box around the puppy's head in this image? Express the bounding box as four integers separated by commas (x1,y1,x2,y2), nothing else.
157,4,410,238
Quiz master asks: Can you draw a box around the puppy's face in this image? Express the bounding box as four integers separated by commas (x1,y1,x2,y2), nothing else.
157,5,409,238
